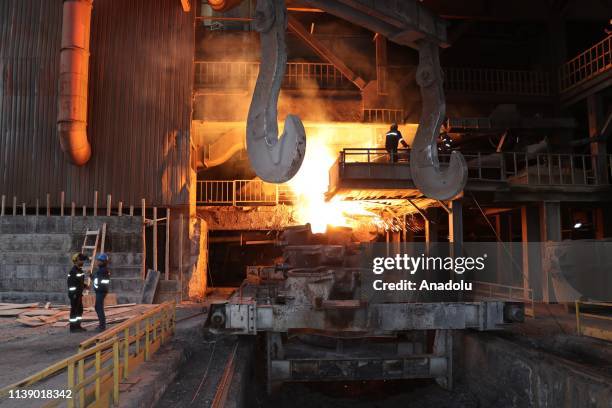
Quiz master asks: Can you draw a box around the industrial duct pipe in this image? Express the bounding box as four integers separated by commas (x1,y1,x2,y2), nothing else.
57,0,92,166
207,0,244,12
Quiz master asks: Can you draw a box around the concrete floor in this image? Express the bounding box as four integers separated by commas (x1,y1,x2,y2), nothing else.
0,304,175,408
0,319,92,389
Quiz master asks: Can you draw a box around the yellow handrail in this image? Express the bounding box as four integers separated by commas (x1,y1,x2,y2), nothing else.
575,300,612,342
79,301,175,350
0,301,176,407
0,338,116,397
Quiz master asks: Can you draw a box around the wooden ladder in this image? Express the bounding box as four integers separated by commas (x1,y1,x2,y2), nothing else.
81,223,107,277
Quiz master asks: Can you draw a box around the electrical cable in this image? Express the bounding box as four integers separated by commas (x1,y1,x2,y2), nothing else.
191,341,217,404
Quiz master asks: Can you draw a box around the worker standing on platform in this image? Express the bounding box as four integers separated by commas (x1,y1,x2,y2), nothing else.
67,253,88,332
385,123,408,163
92,253,111,332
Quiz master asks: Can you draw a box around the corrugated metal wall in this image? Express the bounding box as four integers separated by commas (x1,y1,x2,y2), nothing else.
0,0,194,207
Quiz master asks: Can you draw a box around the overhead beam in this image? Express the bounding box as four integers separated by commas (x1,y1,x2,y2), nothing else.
375,34,388,95
495,131,507,152
437,200,451,214
483,207,513,216
425,0,609,21
446,20,473,46
302,0,448,49
588,94,608,183
601,110,612,139
287,15,366,89
287,7,325,12
407,198,430,223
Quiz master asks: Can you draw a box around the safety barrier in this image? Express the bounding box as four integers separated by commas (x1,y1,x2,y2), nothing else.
196,180,296,206
197,180,235,205
559,34,611,92
194,61,355,90
444,67,551,96
197,61,555,96
362,108,405,124
0,302,175,407
575,300,612,342
338,149,612,186
0,191,155,217
472,281,535,317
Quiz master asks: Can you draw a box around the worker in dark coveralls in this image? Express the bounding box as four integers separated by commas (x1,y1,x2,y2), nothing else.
92,253,111,332
385,123,408,162
67,253,88,332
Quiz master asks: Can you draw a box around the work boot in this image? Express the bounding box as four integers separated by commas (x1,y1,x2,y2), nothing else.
97,326,106,332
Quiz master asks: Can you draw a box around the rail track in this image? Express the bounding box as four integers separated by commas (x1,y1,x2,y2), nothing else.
211,342,238,408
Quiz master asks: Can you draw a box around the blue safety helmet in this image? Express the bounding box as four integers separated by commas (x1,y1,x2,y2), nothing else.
96,253,109,262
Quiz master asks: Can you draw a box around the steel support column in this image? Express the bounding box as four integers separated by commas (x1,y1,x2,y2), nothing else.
425,207,439,244
539,201,561,302
588,94,608,184
448,200,463,258
593,207,606,239
521,205,542,301
375,34,388,95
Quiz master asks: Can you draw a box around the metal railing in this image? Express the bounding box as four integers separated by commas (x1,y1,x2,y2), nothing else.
501,152,611,186
234,179,277,203
559,34,612,92
284,62,354,89
194,61,356,90
196,180,296,206
197,180,235,205
0,302,175,407
338,148,612,186
472,281,535,317
575,300,612,342
444,67,551,96
362,108,405,123
340,148,409,164
194,61,259,89
0,191,153,217
196,62,554,96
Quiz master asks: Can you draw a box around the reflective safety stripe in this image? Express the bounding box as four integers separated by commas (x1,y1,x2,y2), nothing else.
75,316,82,320
100,279,110,284
76,273,84,277
387,132,398,136
69,287,77,291
69,318,78,322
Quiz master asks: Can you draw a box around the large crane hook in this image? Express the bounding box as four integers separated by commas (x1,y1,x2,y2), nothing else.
246,0,306,183
410,41,467,200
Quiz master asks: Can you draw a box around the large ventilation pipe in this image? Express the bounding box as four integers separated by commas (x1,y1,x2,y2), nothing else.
57,0,92,166
207,0,243,12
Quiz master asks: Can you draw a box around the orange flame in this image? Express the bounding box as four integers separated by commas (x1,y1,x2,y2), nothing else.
287,130,378,233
